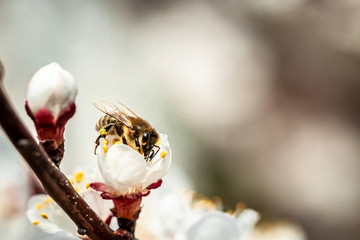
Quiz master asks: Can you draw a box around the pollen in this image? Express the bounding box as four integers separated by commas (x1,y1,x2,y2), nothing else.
32,220,40,226
114,141,121,145
86,183,91,189
36,203,44,210
192,196,218,211
112,138,120,145
99,128,107,136
103,139,109,153
197,199,216,210
227,210,235,215
75,171,84,183
68,177,75,185
160,150,168,158
74,186,80,192
43,197,53,205
40,212,48,219
103,144,108,153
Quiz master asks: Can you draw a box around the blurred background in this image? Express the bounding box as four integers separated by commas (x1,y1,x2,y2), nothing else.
1,0,360,239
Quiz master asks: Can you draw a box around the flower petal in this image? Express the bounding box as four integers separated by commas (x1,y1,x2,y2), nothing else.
49,204,78,236
186,212,239,240
27,168,113,237
236,209,260,239
90,182,111,192
26,195,63,234
142,133,172,187
71,167,103,192
45,231,79,240
97,140,147,195
82,191,113,220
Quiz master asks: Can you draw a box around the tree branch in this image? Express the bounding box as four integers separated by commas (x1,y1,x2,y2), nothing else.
0,60,119,240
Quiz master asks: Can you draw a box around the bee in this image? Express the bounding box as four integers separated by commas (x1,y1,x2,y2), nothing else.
93,101,160,161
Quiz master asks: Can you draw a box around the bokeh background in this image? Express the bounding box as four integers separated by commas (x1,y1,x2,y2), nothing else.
1,1,360,239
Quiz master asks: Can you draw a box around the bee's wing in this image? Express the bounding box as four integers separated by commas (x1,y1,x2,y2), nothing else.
93,101,137,129
115,101,138,118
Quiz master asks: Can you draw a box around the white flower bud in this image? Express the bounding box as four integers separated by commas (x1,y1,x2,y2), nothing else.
27,62,77,120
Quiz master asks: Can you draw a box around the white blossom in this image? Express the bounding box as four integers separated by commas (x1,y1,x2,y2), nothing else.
136,173,260,240
26,168,113,238
96,133,171,197
27,166,261,240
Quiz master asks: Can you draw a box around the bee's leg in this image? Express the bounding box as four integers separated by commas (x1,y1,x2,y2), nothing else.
113,125,123,136
135,137,141,154
148,145,160,161
122,135,128,145
153,145,160,157
94,135,102,154
141,144,147,157
94,125,114,154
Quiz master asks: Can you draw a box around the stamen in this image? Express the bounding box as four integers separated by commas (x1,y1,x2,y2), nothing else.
112,138,119,145
227,202,245,216
74,186,80,192
148,157,159,165
43,197,53,205
235,202,246,214
99,128,107,136
191,194,222,211
75,171,84,183
192,198,217,210
32,220,40,225
36,203,44,210
68,177,75,185
227,210,235,215
86,183,91,189
40,212,48,219
114,141,121,145
148,149,165,165
212,196,223,210
160,150,168,158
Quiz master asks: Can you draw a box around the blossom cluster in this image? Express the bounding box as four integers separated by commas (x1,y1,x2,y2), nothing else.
137,186,260,240
24,63,260,240
27,168,260,240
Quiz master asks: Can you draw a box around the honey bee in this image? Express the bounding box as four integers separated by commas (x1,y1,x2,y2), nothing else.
93,101,160,161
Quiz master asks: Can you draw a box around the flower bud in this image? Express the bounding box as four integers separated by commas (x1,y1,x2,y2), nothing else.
25,62,78,166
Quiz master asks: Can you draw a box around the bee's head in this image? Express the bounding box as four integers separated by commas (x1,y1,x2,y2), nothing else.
142,129,159,159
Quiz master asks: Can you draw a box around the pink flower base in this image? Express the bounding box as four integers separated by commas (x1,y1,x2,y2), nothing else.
25,101,76,145
90,179,163,235
25,101,76,166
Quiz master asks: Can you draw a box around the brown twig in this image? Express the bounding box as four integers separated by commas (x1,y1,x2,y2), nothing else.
0,60,119,240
